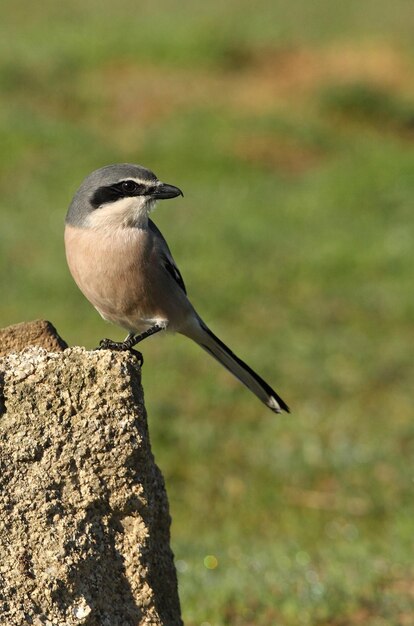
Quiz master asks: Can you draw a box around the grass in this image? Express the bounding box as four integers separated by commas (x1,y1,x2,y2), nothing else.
1,2,414,624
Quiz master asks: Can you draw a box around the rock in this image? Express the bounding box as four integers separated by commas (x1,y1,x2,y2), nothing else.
0,346,182,626
0,320,68,357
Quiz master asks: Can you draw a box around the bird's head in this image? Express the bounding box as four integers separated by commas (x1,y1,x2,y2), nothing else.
66,163,183,230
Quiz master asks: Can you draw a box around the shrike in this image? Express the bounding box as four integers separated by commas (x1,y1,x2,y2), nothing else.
65,163,289,413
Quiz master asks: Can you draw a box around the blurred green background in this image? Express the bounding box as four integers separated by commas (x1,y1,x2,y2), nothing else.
1,1,414,624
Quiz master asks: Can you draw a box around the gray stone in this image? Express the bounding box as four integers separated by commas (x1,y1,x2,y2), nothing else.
0,346,182,626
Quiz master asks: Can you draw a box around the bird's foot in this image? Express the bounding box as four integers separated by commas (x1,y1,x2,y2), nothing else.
97,338,143,366
98,338,127,351
129,348,144,366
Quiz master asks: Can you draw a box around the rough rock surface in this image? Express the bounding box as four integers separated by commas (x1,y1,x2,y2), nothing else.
0,319,68,357
0,346,182,626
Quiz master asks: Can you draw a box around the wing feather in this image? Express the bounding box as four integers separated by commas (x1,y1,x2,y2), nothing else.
149,219,187,294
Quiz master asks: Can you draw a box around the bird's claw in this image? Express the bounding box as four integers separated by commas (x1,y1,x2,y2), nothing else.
98,338,123,351
97,338,144,366
129,348,144,366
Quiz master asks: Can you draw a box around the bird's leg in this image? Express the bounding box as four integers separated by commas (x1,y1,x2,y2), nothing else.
98,324,165,364
128,323,165,346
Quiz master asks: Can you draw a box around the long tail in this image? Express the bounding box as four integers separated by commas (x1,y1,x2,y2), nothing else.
182,317,289,414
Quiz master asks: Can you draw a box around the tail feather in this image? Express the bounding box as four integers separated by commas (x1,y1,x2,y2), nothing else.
183,319,289,414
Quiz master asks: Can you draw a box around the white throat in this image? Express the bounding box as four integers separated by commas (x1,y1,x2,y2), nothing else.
85,196,156,231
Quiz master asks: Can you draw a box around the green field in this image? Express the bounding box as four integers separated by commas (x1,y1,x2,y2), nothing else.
1,2,414,624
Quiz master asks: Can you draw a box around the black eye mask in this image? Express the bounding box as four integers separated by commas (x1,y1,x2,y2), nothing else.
90,180,148,209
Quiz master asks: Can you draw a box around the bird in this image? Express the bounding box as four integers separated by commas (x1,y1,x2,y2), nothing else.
64,163,289,414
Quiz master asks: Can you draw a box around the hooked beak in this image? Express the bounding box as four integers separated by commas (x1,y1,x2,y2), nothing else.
151,182,184,200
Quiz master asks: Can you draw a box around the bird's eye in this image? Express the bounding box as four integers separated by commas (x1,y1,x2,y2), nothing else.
121,180,138,194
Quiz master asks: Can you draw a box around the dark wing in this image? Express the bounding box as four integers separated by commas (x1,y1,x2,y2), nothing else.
149,218,187,294
162,255,187,294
